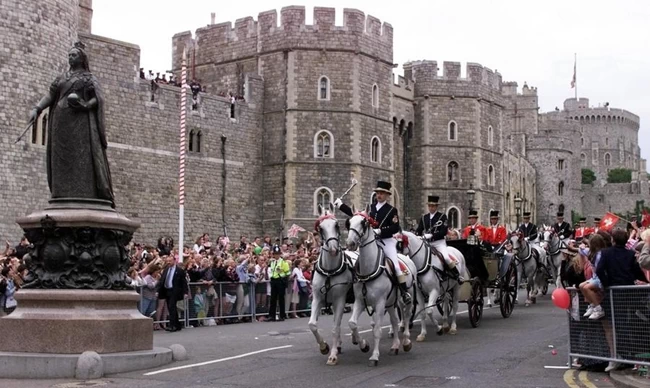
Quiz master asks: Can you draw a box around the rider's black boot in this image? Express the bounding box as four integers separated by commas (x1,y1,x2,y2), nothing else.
399,282,412,304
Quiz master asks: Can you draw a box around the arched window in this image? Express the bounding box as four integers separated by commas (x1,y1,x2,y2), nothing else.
581,137,584,146
313,187,333,215
188,130,195,152
605,138,609,146
487,165,495,186
448,121,458,141
581,153,586,167
558,181,564,196
195,130,202,153
487,125,493,146
314,130,333,158
372,84,379,108
558,204,565,213
318,76,330,101
605,153,611,166
447,161,459,182
447,207,460,229
371,136,381,163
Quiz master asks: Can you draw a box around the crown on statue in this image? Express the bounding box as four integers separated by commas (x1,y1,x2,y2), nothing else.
73,41,86,50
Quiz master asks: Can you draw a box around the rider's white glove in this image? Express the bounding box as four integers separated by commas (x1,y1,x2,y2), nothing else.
559,235,564,240
524,237,529,241
373,228,381,235
333,198,343,209
424,233,433,240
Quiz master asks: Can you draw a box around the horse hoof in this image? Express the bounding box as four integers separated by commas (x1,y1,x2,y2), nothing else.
326,356,338,366
443,326,450,333
436,327,444,336
403,342,412,352
449,328,457,335
352,339,359,345
525,302,531,307
390,348,399,355
532,298,537,304
361,343,370,353
368,360,378,367
416,335,425,342
320,344,330,355
337,346,342,354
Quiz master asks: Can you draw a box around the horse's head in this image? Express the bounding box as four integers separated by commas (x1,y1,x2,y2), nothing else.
315,203,340,255
509,232,521,250
345,204,377,251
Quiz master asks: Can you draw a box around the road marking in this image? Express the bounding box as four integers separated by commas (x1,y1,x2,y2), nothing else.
544,365,569,369
563,370,580,388
578,371,598,388
143,345,293,376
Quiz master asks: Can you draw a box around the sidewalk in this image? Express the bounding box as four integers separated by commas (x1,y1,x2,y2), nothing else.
610,369,650,388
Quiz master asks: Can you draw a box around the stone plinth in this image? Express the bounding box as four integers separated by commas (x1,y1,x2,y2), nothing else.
0,290,152,354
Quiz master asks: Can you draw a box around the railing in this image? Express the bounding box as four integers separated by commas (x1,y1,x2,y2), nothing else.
568,285,650,367
135,280,315,328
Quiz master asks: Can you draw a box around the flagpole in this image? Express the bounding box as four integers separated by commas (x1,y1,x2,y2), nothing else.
178,49,188,262
574,53,578,101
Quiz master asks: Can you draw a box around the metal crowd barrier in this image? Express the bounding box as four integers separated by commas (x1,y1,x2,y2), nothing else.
568,285,650,367
134,280,314,328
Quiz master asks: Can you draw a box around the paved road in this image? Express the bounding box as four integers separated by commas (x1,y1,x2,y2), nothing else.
2,289,617,388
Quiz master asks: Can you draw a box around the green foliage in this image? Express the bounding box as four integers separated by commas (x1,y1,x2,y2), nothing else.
607,168,633,183
581,168,596,184
571,211,583,225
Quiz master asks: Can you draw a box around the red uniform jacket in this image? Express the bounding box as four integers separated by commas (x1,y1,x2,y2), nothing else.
574,227,594,240
484,224,507,245
462,224,486,240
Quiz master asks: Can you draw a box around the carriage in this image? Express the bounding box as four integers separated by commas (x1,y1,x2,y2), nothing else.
439,239,519,327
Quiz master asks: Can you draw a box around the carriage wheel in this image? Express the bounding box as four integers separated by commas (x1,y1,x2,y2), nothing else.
436,291,453,317
467,281,483,328
541,282,549,296
500,262,517,318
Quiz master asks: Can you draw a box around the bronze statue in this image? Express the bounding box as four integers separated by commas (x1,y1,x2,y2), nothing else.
29,41,114,208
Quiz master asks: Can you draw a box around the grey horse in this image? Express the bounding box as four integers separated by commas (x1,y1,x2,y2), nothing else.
510,233,548,306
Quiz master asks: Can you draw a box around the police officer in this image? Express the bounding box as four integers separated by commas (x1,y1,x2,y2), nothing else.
552,212,573,244
334,180,411,304
517,212,538,242
416,195,459,279
267,244,290,322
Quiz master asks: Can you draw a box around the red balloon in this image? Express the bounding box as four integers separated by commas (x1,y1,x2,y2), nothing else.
552,288,570,309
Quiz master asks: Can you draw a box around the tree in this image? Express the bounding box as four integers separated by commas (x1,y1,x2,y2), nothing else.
582,168,596,184
607,168,633,183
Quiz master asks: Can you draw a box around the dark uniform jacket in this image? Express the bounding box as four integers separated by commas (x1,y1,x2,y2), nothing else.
340,202,401,239
517,223,538,240
552,222,573,238
157,265,188,300
416,212,448,241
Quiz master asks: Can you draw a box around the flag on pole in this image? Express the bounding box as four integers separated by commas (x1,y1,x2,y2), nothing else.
642,209,650,228
599,212,620,232
287,224,306,238
570,57,576,88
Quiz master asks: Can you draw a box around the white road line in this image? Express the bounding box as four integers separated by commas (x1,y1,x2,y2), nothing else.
143,345,293,376
544,365,569,369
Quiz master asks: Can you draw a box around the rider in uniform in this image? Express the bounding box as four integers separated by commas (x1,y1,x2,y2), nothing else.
334,180,412,304
415,195,460,279
552,212,573,244
574,217,593,242
462,210,485,240
483,210,507,251
593,217,601,233
517,212,538,242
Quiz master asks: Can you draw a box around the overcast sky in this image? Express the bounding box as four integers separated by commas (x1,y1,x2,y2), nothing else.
93,0,650,165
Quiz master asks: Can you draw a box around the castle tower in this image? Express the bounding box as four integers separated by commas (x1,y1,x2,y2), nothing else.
563,98,641,182
79,0,93,34
403,60,509,228
0,0,79,241
173,7,395,234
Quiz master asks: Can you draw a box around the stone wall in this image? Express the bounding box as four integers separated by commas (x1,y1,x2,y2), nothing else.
0,0,79,243
582,181,650,222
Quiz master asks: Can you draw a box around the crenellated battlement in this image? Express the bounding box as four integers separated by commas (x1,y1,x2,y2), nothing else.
501,81,537,97
172,6,393,72
562,103,640,131
405,60,503,101
391,73,414,100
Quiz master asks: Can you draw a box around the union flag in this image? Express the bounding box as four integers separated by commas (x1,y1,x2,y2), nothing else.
599,213,620,232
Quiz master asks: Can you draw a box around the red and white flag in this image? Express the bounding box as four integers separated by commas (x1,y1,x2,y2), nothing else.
599,212,620,232
287,224,306,238
570,58,576,88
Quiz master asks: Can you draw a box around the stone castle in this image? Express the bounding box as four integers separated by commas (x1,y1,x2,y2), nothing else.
1,1,647,243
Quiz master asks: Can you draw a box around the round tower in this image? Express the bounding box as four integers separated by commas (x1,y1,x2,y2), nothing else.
0,0,78,240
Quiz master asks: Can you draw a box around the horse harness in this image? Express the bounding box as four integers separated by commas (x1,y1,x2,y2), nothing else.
314,249,354,308
408,238,457,307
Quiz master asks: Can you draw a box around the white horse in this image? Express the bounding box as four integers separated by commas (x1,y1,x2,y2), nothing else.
309,203,353,366
510,233,548,306
541,227,565,289
346,206,416,367
402,231,466,341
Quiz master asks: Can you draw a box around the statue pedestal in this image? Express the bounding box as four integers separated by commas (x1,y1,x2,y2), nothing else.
0,290,152,354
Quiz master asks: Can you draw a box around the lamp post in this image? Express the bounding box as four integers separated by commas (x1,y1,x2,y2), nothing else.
514,192,523,226
466,184,476,214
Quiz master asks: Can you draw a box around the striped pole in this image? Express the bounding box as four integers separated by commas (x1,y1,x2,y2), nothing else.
178,49,187,262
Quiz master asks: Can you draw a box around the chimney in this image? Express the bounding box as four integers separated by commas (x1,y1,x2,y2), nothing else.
211,12,216,25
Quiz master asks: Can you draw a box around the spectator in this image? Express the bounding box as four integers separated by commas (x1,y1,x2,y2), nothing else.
158,255,188,332
638,229,650,271
578,234,607,319
255,254,270,319
560,246,590,288
596,229,646,293
0,266,17,315
141,266,161,320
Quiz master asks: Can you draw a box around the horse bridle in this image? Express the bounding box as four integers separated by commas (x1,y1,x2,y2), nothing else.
347,213,378,249
315,214,340,253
